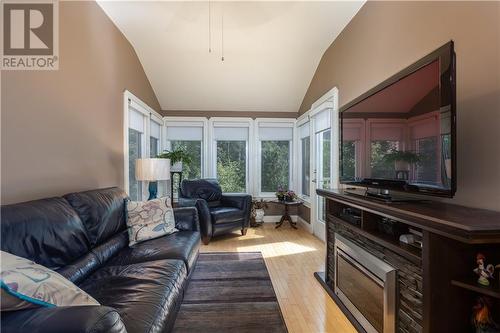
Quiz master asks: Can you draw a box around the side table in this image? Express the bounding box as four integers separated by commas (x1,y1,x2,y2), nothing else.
273,200,303,229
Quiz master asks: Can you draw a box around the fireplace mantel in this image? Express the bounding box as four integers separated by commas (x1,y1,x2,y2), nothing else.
315,189,500,333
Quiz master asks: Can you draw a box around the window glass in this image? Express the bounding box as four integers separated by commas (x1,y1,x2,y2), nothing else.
128,128,142,201
150,137,159,158
261,141,290,193
170,140,202,180
301,136,310,196
216,140,247,193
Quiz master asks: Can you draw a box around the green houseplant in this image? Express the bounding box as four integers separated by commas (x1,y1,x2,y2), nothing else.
157,147,192,172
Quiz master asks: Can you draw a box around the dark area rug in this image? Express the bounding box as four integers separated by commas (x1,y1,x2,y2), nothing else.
173,252,288,333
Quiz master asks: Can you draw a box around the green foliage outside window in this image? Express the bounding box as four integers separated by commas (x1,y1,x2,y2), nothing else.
169,141,202,180
217,141,246,193
261,141,290,192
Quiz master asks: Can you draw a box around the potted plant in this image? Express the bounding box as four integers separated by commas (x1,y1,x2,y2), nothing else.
251,199,268,227
284,190,297,202
275,186,286,201
157,147,192,172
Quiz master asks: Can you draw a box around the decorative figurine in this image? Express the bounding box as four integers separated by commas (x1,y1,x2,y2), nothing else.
474,253,495,286
472,296,499,333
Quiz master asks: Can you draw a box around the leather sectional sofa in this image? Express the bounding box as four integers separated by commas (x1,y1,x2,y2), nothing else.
1,187,201,333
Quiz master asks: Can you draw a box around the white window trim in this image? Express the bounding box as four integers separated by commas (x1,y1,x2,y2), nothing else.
295,112,312,203
163,116,209,178
255,118,295,198
123,90,164,198
208,117,254,194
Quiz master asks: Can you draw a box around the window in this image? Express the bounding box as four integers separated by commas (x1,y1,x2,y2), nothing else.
124,91,164,201
127,102,147,201
211,120,251,193
128,127,143,201
170,140,202,180
165,119,206,198
165,121,205,180
217,140,247,193
261,141,290,192
298,121,310,198
256,121,294,195
149,119,161,157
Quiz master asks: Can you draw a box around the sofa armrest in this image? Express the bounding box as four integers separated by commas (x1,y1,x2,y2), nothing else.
221,194,252,211
1,306,126,333
177,198,212,243
174,207,200,232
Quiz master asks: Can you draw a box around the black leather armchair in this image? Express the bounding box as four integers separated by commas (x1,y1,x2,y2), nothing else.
178,179,252,245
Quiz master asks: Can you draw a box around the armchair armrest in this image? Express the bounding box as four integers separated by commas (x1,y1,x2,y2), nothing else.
221,194,252,211
177,197,212,244
173,207,200,231
221,194,252,229
1,306,126,333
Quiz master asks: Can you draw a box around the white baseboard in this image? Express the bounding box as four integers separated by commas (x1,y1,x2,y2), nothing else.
297,216,313,233
262,215,298,223
261,215,313,233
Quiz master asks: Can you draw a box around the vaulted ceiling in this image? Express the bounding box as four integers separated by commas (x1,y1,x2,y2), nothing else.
98,1,364,113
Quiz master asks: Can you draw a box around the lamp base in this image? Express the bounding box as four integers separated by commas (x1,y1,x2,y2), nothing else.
148,181,158,200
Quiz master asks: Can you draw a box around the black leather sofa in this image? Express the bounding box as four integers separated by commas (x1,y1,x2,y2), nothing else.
0,187,200,333
178,179,252,244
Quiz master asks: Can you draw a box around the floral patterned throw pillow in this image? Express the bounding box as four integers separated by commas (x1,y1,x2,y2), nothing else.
126,197,178,246
0,251,99,311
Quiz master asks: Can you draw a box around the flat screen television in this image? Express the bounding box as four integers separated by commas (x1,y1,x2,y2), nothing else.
340,41,456,198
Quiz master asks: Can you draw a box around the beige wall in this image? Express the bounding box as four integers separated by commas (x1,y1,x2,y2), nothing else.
299,1,500,211
1,1,160,205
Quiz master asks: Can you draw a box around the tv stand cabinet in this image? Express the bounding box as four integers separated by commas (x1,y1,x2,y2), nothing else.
316,189,500,333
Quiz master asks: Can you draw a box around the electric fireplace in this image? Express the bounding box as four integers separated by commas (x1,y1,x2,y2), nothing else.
334,234,397,333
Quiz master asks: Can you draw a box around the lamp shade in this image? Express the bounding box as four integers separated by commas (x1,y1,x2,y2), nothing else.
135,158,170,181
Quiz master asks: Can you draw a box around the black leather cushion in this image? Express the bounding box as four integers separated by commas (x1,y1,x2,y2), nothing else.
64,187,128,247
1,305,126,333
80,259,187,333
108,231,200,272
0,197,90,270
210,207,245,224
180,179,222,202
57,252,100,284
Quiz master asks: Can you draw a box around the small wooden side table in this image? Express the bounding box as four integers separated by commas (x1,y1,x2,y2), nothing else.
273,200,303,229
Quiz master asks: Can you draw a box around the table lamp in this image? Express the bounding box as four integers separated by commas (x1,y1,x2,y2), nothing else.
135,158,170,200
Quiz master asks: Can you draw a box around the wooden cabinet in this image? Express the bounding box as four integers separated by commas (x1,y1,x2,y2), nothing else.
316,189,500,333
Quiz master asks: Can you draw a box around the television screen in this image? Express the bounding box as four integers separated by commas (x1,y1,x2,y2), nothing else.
340,42,456,197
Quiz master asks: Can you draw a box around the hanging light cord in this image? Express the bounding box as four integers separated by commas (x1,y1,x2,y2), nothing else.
221,14,224,62
208,0,211,53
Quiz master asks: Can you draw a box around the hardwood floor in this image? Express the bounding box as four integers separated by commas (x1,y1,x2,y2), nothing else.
201,223,356,333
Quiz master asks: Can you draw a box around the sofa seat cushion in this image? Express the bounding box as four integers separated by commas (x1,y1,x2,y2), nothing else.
210,207,245,225
107,232,200,273
79,259,187,333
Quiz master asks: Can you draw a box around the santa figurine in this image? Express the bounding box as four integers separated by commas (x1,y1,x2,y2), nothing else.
474,253,495,286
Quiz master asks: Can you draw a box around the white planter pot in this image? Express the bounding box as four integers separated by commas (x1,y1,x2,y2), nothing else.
171,161,183,172
255,209,265,223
